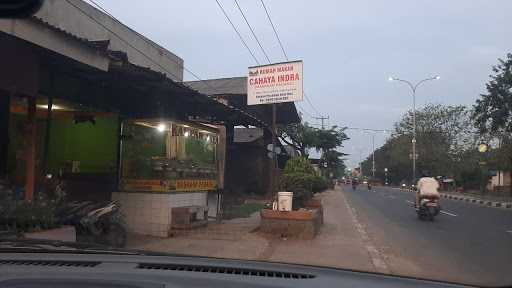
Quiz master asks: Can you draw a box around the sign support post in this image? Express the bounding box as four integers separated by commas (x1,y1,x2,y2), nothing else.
247,60,304,197
271,103,277,193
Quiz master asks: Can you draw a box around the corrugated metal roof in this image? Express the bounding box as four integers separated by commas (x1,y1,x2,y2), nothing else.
185,77,247,95
23,16,271,128
31,16,107,52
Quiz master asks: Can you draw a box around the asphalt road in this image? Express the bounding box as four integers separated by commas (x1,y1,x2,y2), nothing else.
342,184,512,287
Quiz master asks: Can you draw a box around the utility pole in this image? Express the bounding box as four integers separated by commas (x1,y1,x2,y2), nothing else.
314,116,329,129
372,133,375,178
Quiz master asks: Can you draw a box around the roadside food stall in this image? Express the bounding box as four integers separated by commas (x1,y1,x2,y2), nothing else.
113,118,219,237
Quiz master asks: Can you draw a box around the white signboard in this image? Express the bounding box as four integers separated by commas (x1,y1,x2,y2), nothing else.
247,60,303,105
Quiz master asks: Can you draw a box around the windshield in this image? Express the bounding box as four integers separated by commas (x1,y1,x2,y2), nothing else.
1,0,511,287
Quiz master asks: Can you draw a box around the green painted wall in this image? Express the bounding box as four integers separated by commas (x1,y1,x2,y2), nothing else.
46,116,119,174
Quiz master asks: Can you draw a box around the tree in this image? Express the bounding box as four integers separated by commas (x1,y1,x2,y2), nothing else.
278,123,349,158
393,104,477,178
321,149,346,178
472,53,512,134
472,53,512,183
279,122,349,181
361,104,479,187
277,122,317,157
312,126,349,152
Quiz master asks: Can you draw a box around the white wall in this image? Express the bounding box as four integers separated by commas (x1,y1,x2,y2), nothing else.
35,0,184,81
112,191,208,237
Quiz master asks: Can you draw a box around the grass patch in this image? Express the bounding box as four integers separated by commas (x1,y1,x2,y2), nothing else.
223,203,266,219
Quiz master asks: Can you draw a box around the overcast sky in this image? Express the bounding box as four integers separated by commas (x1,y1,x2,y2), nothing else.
90,0,511,169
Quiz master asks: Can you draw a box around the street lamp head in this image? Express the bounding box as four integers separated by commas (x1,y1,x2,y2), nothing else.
388,76,395,81
434,76,441,80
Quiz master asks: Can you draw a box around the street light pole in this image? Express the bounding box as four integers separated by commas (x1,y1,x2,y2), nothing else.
389,76,440,185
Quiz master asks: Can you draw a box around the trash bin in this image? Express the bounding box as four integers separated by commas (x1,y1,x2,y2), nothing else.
278,191,293,211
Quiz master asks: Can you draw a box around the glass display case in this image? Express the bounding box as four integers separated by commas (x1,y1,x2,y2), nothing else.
119,119,218,192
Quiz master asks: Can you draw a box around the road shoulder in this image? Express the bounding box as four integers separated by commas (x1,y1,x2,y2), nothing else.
262,188,377,272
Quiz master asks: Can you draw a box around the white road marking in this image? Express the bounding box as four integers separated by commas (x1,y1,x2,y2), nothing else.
439,210,458,217
342,193,390,274
405,200,458,217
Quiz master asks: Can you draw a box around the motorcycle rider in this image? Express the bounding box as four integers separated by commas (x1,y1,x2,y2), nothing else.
352,178,358,190
415,170,440,208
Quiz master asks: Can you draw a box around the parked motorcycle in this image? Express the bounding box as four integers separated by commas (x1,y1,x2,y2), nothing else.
416,196,440,221
57,201,127,248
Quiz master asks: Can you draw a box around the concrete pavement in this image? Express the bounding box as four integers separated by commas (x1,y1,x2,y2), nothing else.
126,189,379,273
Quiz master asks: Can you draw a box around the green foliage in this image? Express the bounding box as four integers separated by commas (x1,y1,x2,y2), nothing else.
360,104,481,187
279,172,315,208
277,122,317,157
311,126,349,153
283,156,316,175
223,203,266,219
472,53,512,135
280,157,329,208
278,123,349,158
0,184,62,232
311,175,328,193
472,53,512,179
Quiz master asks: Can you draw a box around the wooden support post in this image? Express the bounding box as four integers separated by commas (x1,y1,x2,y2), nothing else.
0,90,10,178
25,96,37,201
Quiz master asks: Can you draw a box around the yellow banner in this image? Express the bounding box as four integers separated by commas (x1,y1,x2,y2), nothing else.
176,179,217,191
120,179,170,192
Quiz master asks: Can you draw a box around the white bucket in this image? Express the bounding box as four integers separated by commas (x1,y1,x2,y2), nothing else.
277,191,293,211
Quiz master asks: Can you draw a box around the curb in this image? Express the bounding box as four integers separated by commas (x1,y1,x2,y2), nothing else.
440,193,512,209
392,187,512,210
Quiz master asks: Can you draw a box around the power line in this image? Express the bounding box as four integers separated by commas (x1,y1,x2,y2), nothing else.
346,127,393,133
260,0,288,61
66,0,268,127
214,0,260,65
296,105,315,119
68,0,201,84
258,0,323,118
304,92,322,117
234,0,271,64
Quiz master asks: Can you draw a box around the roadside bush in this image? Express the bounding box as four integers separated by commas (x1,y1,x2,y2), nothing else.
279,172,315,209
280,157,328,209
311,175,328,193
0,182,59,232
283,157,316,175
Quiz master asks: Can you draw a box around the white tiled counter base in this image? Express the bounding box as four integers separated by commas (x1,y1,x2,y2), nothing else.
112,192,207,237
